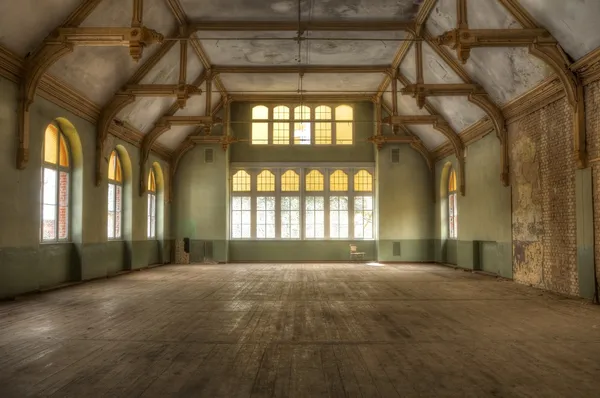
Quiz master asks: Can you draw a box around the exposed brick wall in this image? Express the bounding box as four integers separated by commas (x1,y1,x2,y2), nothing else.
509,97,579,296
586,80,600,290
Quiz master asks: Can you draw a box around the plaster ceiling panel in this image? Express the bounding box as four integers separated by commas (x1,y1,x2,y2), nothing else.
309,0,420,20
426,0,456,37
427,96,486,133
180,0,309,21
306,31,406,65
143,0,179,36
117,97,175,134
466,0,521,29
221,73,299,92
156,125,196,150
186,45,205,83
407,125,448,150
302,73,383,93
199,32,300,66
518,0,600,60
422,41,463,84
49,47,148,105
399,43,417,83
138,44,180,85
80,0,131,27
460,47,552,105
0,0,81,56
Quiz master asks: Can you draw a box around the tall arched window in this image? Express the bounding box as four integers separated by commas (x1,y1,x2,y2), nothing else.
305,170,325,238
354,170,373,239
329,170,349,238
107,150,123,240
448,168,458,239
231,170,252,239
147,169,157,239
281,170,300,239
315,105,332,144
41,124,71,241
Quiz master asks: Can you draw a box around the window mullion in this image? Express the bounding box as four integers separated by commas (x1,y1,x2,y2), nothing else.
324,169,330,240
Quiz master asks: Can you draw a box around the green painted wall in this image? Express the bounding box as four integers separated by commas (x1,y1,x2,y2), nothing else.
434,133,512,277
377,145,435,262
0,75,170,298
172,144,229,262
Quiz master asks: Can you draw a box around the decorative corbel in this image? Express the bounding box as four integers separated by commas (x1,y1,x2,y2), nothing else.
17,43,74,169
95,94,136,185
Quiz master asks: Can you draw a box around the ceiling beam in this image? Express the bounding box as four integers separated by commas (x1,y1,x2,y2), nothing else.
189,20,415,32
401,83,485,107
229,94,375,103
414,0,438,36
212,65,390,74
119,84,202,97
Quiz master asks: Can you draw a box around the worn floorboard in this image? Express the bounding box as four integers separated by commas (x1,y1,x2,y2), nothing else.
0,263,599,397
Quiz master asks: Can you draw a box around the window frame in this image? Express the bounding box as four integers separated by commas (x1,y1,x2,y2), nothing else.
40,124,71,243
147,169,157,239
229,164,375,241
250,103,354,146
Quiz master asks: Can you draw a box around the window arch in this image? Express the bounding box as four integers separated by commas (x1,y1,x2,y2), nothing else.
257,170,275,192
294,105,311,145
354,170,373,192
251,105,269,144
335,105,353,145
107,150,123,240
281,170,299,192
147,169,157,239
232,170,251,192
305,170,324,191
41,123,71,241
330,170,348,191
448,168,458,239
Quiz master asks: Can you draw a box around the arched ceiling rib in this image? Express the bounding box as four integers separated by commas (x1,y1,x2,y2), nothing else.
1,0,600,157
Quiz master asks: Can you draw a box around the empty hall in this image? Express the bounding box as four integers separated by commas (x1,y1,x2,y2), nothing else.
1,0,600,397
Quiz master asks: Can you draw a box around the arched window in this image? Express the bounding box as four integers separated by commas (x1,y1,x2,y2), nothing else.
335,105,353,144
329,170,348,191
251,105,269,144
257,170,275,192
315,105,332,144
354,170,373,192
273,105,290,145
232,170,251,192
147,169,157,239
305,170,324,192
281,170,299,192
305,170,325,238
329,170,349,238
41,123,71,241
448,168,458,239
231,170,252,239
294,105,311,145
256,171,275,238
107,150,123,240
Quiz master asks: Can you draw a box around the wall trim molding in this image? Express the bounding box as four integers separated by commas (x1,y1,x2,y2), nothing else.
0,45,172,162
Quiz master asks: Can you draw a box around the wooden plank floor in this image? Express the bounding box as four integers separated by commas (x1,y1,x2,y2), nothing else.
1,263,599,397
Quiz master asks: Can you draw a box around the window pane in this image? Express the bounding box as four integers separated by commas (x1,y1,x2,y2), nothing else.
294,105,310,120
294,122,311,145
330,196,348,238
252,122,269,144
336,121,353,144
273,122,289,145
330,170,348,191
108,183,115,212
43,168,57,205
148,170,156,192
232,170,251,192
58,206,68,240
232,197,242,210
354,170,372,192
59,172,69,207
44,124,58,164
115,185,122,212
108,212,115,239
115,210,122,239
315,122,332,144
42,204,56,240
449,169,456,192
315,105,331,120
108,151,117,181
252,105,269,119
59,134,69,167
242,197,252,210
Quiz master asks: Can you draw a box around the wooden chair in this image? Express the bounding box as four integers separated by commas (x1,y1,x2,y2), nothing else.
349,244,365,261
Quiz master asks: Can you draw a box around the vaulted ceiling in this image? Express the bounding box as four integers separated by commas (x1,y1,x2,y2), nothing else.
1,0,600,153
